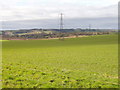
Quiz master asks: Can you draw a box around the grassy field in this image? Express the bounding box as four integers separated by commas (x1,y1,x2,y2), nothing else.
2,34,118,88
0,40,8,42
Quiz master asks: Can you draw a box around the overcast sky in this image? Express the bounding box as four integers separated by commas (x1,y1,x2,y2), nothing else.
0,0,119,30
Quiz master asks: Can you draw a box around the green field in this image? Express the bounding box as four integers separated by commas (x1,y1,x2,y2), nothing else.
2,34,118,88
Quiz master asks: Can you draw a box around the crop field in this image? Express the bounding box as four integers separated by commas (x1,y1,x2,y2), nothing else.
2,34,118,88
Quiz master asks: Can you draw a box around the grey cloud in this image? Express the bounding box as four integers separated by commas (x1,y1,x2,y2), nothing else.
1,17,117,30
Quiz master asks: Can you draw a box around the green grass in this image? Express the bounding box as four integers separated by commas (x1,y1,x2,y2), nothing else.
0,40,9,42
2,34,118,88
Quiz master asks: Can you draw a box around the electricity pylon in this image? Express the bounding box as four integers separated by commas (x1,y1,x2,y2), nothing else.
59,13,64,40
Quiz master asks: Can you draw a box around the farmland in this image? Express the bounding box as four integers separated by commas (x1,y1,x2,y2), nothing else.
2,34,118,88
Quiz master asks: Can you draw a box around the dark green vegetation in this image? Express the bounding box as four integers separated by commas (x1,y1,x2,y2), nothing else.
2,34,118,88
